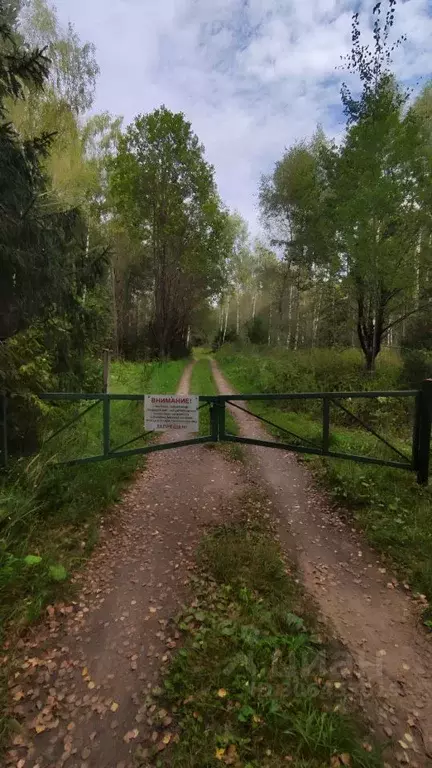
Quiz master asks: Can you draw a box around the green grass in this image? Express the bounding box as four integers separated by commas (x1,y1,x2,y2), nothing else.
190,355,243,461
216,349,432,605
138,495,383,768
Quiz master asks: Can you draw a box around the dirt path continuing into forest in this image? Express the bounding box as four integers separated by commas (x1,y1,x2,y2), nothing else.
6,363,248,768
211,359,432,765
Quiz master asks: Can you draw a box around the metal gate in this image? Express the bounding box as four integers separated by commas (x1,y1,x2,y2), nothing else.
1,380,431,484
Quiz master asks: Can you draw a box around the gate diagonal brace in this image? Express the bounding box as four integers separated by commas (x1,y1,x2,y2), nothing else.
331,398,411,464
226,400,318,448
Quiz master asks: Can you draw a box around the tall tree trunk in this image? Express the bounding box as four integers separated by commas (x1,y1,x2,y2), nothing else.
222,297,230,344
111,266,119,357
286,284,293,349
312,287,321,348
268,305,272,345
294,288,300,350
236,295,240,336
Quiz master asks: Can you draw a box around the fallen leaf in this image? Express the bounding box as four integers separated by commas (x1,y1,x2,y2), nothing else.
35,725,46,734
110,702,119,713
82,667,88,677
217,688,227,698
398,741,408,750
215,748,225,761
123,729,139,743
162,733,172,745
224,744,239,765
17,760,25,768
334,682,342,690
88,682,95,690
403,733,413,744
340,754,351,766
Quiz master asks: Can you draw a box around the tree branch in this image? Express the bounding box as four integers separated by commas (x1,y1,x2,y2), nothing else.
382,303,432,334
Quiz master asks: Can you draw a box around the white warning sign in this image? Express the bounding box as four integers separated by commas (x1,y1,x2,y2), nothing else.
144,395,199,432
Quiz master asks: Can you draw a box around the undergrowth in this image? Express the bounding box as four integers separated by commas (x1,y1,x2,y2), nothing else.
215,347,432,604
138,495,382,768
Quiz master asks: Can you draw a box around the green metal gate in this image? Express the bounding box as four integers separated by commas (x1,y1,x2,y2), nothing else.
1,380,431,484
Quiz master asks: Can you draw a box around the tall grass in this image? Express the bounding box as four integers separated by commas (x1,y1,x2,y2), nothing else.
216,345,413,435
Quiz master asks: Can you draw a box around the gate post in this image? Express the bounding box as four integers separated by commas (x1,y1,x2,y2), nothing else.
210,400,219,442
322,397,330,454
416,379,432,485
1,394,7,469
103,395,111,457
218,399,226,440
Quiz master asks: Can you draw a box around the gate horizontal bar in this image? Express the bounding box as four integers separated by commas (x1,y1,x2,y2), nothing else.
56,435,215,466
218,390,418,401
39,390,418,403
39,393,218,402
223,435,413,470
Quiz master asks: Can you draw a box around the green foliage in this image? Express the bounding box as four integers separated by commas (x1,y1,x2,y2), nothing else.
257,2,432,370
216,345,405,427
0,12,111,458
400,315,432,387
20,0,99,114
152,503,382,768
246,315,268,345
108,106,230,359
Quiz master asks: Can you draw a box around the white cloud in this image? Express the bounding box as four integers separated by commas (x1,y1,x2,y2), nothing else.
53,0,432,233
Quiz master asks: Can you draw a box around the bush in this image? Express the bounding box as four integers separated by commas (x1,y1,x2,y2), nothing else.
245,315,268,344
400,349,432,388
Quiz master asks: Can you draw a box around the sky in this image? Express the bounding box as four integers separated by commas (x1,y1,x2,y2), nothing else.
53,0,432,233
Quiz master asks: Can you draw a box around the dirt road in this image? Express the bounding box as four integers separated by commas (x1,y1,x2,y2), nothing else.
212,359,432,763
6,364,247,768
6,359,432,767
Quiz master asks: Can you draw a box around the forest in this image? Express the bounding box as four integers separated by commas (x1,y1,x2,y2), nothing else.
1,2,432,765
1,0,432,455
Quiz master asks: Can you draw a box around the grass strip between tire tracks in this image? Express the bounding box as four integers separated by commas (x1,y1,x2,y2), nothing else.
136,493,383,768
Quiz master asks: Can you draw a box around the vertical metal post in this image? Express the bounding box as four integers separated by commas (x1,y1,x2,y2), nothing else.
210,400,219,442
103,395,110,457
103,349,111,394
322,397,330,454
416,379,432,485
1,394,7,469
412,391,421,472
219,399,226,441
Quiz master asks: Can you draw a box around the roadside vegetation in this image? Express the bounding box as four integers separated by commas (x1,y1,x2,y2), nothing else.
215,345,432,607
140,494,382,768
0,360,186,638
